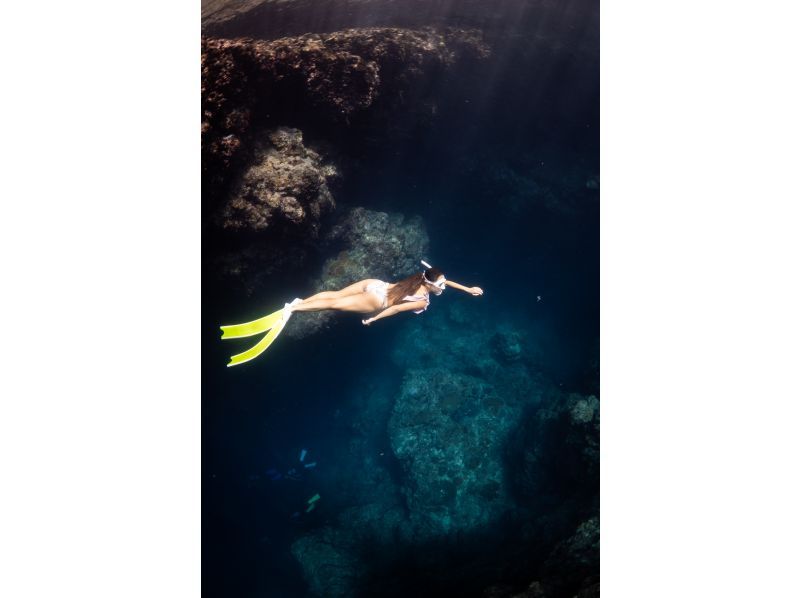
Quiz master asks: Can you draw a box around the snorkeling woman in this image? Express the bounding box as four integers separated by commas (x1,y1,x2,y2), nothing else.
220,261,483,367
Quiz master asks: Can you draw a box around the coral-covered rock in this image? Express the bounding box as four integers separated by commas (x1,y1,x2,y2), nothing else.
290,503,409,597
202,29,488,198
509,391,599,513
207,127,337,295
492,329,524,364
216,127,337,234
391,300,546,382
201,0,598,71
287,300,597,595
324,207,429,284
385,304,548,538
284,206,429,338
540,517,600,597
290,526,364,598
388,367,527,536
203,28,486,295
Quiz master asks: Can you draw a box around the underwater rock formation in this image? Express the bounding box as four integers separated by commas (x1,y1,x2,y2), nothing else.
289,525,365,597
201,0,598,68
492,329,525,364
290,501,411,597
324,206,429,284
209,127,338,295
203,2,599,596
539,516,600,597
284,206,429,338
202,28,488,199
484,516,599,597
388,367,525,536
289,377,411,598
216,127,337,234
289,301,587,595
510,391,599,511
203,27,485,296
287,299,599,596
392,301,546,380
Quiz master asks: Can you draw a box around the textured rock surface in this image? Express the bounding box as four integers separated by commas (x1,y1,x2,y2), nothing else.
208,127,338,295
289,376,411,598
201,0,598,68
284,206,429,338
391,300,546,380
510,391,600,510
540,517,600,596
203,27,486,296
388,368,523,536
384,303,550,539
289,525,364,598
488,517,599,597
217,127,337,233
202,28,488,198
202,4,599,594
288,301,594,596
322,207,429,288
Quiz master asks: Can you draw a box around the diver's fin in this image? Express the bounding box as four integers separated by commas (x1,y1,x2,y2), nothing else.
226,317,287,367
220,308,284,340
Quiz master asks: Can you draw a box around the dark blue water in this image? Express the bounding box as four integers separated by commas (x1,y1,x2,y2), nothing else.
203,2,598,596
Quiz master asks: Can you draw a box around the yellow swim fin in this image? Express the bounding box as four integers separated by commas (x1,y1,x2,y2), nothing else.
220,308,284,339
226,317,287,367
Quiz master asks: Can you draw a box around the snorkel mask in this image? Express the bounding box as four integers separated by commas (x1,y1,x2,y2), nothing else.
421,260,446,293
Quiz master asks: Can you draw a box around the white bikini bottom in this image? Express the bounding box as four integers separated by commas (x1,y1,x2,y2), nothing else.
364,280,389,308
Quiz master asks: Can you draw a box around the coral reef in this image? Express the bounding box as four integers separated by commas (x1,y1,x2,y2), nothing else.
388,368,524,536
208,127,337,295
201,0,598,74
509,391,599,512
288,377,411,597
391,300,546,381
203,28,486,296
323,207,429,287
284,206,429,338
485,517,599,597
539,516,600,597
216,127,337,234
202,3,599,595
202,28,488,199
289,301,598,596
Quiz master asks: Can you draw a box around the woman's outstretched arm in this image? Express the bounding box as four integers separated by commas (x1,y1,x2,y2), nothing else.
445,280,484,296
362,300,428,326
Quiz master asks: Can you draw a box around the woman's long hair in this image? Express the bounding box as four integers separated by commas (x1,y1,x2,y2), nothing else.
387,266,444,307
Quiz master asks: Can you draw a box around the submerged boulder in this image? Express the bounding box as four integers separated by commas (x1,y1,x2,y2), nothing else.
202,28,488,198
388,368,525,536
284,206,429,338
203,27,484,295
505,388,599,575
290,525,364,598
209,127,338,295
540,516,600,597
217,127,337,234
288,299,598,595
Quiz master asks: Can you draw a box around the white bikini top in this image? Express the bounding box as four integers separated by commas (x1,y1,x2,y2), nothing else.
402,292,430,314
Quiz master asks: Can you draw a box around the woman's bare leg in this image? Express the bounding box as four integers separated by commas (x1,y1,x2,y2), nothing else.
301,279,380,303
292,293,379,313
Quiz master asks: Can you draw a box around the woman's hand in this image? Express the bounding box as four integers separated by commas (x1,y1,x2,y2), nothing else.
362,317,374,326
469,286,484,296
